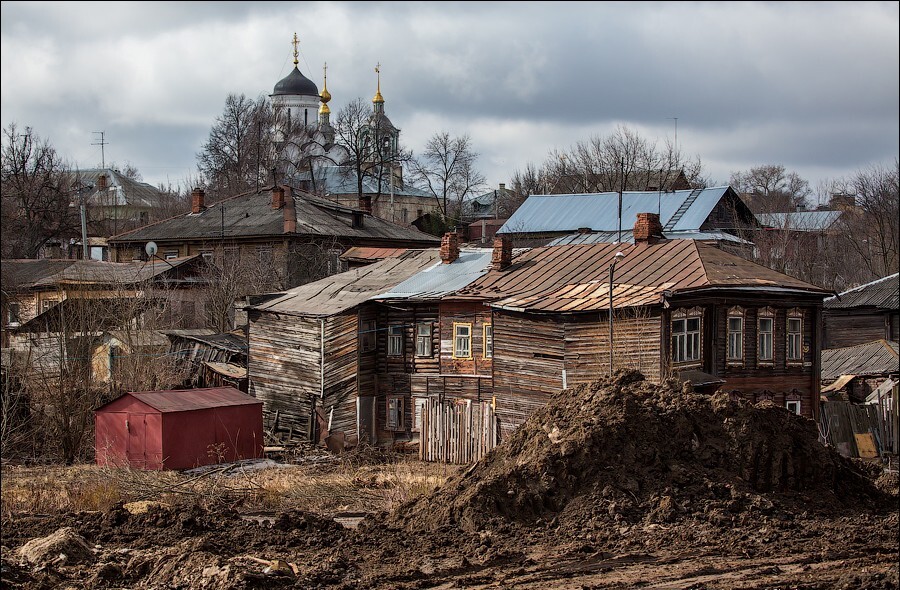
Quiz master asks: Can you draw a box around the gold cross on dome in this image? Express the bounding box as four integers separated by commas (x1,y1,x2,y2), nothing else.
292,33,299,66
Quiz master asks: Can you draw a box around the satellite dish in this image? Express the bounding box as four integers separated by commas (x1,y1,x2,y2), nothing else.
145,241,158,257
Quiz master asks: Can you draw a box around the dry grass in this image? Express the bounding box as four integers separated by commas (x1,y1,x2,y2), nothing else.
1,454,461,517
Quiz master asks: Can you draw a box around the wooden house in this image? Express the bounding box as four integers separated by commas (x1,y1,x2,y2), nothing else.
246,250,439,444
451,213,832,437
823,273,899,348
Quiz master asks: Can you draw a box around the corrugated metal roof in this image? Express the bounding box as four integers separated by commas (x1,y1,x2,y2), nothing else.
548,229,751,246
298,166,433,198
756,210,842,231
251,249,440,317
374,249,494,300
821,340,899,381
497,186,734,235
110,186,440,245
452,240,829,313
77,169,163,208
128,387,261,412
824,273,899,310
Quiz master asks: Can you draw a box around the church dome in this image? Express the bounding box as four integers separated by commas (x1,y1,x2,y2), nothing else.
272,67,319,96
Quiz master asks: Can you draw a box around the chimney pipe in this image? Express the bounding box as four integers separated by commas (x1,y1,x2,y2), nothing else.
98,174,108,190
283,186,296,233
191,187,206,214
272,185,285,209
440,231,460,264
633,212,664,245
491,235,512,270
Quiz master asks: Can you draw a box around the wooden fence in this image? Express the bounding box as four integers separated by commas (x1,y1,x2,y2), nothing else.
820,387,897,459
420,397,498,464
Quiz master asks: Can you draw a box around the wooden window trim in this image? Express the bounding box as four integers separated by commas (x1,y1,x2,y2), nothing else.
786,308,803,366
452,322,472,359
387,325,403,357
360,320,376,353
415,323,432,358
671,307,702,367
483,323,493,359
757,307,775,367
726,306,744,366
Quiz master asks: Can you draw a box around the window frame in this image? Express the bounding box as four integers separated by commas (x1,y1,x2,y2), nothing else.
483,323,493,359
726,306,744,365
415,322,432,358
7,302,21,326
387,325,404,357
453,322,472,359
385,395,405,431
412,397,427,432
360,320,376,353
786,308,803,365
671,307,702,365
785,400,801,415
757,307,775,365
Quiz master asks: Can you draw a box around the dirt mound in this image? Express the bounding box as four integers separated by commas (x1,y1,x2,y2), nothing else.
17,527,95,566
394,370,889,534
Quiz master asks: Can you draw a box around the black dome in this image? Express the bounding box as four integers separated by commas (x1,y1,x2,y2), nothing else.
272,67,319,96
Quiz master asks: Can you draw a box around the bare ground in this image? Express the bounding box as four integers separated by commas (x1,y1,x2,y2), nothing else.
2,371,898,589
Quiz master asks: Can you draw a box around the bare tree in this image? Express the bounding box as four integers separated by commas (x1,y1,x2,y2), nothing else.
1,123,79,259
408,132,486,226
730,164,812,212
333,98,374,203
197,94,274,202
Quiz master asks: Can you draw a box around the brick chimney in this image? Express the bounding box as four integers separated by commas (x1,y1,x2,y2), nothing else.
359,195,373,214
440,231,460,264
491,235,512,270
272,185,285,209
633,212,664,245
98,174,108,190
283,186,296,233
191,187,206,214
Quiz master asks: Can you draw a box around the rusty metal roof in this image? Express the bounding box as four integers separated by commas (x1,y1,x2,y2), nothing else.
124,387,261,412
452,240,829,312
1,256,201,290
821,339,899,381
339,246,410,263
251,249,440,317
825,273,899,310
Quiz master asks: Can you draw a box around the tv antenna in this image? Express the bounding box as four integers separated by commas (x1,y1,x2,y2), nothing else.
92,131,108,168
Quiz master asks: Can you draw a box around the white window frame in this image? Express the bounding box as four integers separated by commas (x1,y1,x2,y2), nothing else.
415,323,432,357
453,322,472,359
671,308,702,364
786,309,803,364
758,307,775,364
483,323,493,359
727,307,744,364
164,250,179,260
412,397,427,432
785,400,801,415
387,325,403,357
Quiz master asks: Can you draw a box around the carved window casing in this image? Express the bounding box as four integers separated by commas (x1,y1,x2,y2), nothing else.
757,307,775,365
671,307,702,365
786,308,803,364
727,306,745,364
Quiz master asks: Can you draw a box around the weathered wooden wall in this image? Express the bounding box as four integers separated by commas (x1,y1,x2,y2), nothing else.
322,311,359,441
823,311,895,349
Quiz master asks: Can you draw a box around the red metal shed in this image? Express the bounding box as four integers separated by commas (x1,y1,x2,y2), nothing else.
94,387,263,470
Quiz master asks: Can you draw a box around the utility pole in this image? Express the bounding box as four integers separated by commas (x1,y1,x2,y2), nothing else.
92,131,107,168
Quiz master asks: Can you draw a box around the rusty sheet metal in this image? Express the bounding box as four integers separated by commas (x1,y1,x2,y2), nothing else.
126,387,260,412
451,240,828,312
492,281,673,312
821,339,899,381
339,246,409,263
251,249,439,317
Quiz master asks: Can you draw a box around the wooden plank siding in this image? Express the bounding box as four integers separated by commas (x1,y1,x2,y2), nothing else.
824,311,894,349
439,302,494,376
248,309,321,439
564,310,663,384
322,312,359,440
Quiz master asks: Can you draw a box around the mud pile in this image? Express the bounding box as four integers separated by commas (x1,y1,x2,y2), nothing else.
394,370,889,534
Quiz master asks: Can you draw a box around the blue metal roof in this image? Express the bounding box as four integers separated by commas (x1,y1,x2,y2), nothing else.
298,166,433,198
373,249,493,300
756,210,842,231
548,229,751,246
497,186,731,234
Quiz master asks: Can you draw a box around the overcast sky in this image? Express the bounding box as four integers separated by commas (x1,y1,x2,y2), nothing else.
2,1,898,201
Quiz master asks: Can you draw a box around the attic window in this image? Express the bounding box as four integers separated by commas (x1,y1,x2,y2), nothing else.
352,212,364,229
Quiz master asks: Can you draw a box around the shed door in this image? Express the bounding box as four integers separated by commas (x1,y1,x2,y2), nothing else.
126,414,147,469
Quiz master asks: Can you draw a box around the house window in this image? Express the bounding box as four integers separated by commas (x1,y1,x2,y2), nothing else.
352,212,364,229
164,250,179,260
388,325,403,356
7,303,20,326
360,320,376,352
453,323,472,358
386,396,405,431
727,307,744,363
787,309,802,363
416,323,432,357
256,245,273,264
758,308,775,363
41,300,55,314
785,400,801,415
671,308,701,364
483,324,493,359
413,397,427,432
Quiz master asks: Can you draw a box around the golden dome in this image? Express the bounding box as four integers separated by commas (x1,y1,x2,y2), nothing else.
320,62,332,104
319,102,331,115
373,62,384,104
